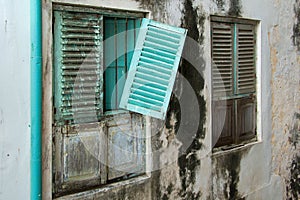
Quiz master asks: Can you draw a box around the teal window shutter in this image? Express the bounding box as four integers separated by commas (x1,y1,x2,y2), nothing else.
119,18,187,119
53,11,103,125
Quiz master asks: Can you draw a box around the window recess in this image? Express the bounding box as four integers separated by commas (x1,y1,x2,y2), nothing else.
52,6,145,197
211,16,257,148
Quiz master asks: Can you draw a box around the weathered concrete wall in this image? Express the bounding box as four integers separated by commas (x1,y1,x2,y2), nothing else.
0,0,31,199
269,0,300,199
135,0,299,199
47,0,299,199
1,0,294,199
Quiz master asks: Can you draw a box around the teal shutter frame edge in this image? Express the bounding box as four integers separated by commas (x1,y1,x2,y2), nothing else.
119,18,187,119
53,11,64,124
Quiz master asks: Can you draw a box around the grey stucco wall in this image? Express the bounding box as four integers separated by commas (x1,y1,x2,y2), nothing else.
0,0,31,199
134,0,299,199
61,0,299,199
0,0,299,199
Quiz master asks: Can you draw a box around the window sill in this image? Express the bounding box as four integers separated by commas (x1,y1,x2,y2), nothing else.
212,139,262,156
104,109,129,116
54,174,151,200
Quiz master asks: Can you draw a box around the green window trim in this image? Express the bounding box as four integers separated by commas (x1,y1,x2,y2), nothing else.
52,5,147,197
53,5,145,125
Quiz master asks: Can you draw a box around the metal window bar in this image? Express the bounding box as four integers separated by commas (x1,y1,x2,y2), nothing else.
104,17,141,111
114,17,118,109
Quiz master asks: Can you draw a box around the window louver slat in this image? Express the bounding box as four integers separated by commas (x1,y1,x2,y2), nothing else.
54,11,103,125
120,18,187,119
212,22,234,97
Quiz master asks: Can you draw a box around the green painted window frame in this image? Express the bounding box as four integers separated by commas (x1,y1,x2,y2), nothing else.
53,4,145,125
52,4,147,197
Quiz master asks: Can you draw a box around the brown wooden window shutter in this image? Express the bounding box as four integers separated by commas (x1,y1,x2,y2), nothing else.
211,16,257,148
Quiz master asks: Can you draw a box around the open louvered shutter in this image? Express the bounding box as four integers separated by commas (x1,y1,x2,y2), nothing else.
237,24,256,94
54,11,103,125
119,18,187,119
211,22,234,98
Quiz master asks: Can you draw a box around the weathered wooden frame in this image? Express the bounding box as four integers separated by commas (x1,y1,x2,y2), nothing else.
42,1,151,199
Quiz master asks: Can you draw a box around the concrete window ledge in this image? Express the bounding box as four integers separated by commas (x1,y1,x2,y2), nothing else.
54,175,151,200
212,140,263,156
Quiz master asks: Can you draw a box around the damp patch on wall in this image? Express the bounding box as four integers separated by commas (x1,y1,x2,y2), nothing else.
228,0,242,17
293,0,300,50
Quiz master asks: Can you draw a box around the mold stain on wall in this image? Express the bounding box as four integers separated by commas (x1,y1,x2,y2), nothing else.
175,0,206,199
135,0,167,21
214,0,225,11
286,113,300,199
288,154,300,200
228,0,242,17
293,0,300,50
289,112,300,148
213,149,249,200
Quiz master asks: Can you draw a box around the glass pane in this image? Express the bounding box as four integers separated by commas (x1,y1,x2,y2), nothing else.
104,17,140,111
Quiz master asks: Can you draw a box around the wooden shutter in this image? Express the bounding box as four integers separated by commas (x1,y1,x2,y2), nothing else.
53,124,107,196
211,22,234,98
213,100,235,147
107,114,145,180
53,11,103,125
119,18,187,119
53,11,105,196
237,24,256,94
237,97,256,142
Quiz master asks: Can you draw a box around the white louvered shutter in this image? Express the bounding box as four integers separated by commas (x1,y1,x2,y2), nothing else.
119,18,187,119
54,11,103,125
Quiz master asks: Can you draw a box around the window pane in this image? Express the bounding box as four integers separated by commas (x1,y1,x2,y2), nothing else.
104,18,116,110
104,17,141,111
